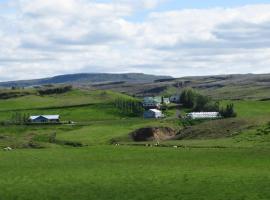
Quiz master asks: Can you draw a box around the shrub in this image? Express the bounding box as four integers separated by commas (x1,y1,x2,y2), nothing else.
220,104,237,118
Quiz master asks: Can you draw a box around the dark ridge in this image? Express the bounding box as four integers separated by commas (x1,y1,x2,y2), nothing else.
0,73,173,87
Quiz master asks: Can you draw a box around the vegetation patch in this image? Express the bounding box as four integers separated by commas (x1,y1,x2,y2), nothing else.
38,85,72,95
0,90,33,99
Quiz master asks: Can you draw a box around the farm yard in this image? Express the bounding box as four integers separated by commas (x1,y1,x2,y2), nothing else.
0,87,270,200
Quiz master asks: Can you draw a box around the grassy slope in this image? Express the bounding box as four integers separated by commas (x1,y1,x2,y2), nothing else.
1,89,270,148
158,100,270,148
203,85,270,100
0,90,134,121
0,89,146,148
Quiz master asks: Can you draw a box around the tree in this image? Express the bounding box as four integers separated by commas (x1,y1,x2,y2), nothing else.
220,104,237,118
193,94,211,111
180,88,197,108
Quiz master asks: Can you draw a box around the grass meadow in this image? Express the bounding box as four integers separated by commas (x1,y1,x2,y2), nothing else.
1,146,270,200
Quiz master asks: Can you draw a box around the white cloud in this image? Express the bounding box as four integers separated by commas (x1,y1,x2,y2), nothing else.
0,1,270,81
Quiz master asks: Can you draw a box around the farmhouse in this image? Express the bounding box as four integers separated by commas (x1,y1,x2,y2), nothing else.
186,112,220,120
29,115,60,123
163,98,170,104
144,109,164,119
143,97,162,108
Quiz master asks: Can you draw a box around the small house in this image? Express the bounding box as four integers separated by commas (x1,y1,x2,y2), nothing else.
144,109,163,119
186,112,220,120
29,115,60,123
163,98,170,105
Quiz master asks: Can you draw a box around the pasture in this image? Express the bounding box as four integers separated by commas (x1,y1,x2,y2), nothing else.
0,146,270,200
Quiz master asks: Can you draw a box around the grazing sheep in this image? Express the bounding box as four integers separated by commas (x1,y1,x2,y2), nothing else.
173,145,178,149
3,147,12,151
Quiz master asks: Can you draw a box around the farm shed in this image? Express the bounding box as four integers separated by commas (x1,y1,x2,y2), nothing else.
29,115,60,123
186,112,220,120
144,109,163,119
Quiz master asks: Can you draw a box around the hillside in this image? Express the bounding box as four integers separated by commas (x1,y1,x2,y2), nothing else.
90,73,270,100
2,72,270,100
0,73,172,87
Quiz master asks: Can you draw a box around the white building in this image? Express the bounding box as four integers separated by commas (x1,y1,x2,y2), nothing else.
186,112,220,120
144,109,164,119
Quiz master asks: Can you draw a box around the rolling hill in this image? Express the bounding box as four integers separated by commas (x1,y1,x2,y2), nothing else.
89,73,270,100
0,73,172,87
1,72,270,100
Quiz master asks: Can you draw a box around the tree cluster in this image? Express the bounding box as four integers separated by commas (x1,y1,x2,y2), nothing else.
115,98,144,117
38,85,72,95
10,112,30,124
180,88,219,112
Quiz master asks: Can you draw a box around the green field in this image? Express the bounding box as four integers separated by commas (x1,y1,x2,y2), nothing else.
0,89,270,199
1,147,270,200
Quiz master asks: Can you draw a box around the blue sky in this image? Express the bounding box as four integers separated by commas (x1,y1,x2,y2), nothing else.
95,0,270,9
158,0,270,9
127,0,270,21
0,0,270,80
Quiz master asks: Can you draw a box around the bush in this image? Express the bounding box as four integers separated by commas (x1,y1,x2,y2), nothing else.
220,104,237,118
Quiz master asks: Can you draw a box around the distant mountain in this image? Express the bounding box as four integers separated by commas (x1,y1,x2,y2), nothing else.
0,73,173,87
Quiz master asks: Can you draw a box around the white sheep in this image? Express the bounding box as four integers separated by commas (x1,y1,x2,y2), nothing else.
173,145,178,149
3,147,12,151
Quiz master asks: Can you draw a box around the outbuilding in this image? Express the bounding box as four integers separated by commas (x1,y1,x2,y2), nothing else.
29,115,60,123
144,109,163,119
186,112,220,120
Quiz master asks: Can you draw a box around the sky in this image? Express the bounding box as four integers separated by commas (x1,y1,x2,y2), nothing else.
0,0,270,81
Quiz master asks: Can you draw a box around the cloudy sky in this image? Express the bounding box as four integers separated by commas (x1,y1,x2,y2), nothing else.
0,0,270,81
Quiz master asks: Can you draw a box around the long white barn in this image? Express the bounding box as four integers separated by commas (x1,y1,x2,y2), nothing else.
187,112,220,119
